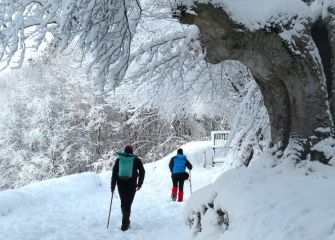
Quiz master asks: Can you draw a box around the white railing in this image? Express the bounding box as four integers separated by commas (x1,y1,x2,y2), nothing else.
210,130,230,166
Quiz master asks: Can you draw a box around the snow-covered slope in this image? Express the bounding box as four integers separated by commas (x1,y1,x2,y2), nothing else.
185,151,335,240
0,141,227,240
1,141,335,240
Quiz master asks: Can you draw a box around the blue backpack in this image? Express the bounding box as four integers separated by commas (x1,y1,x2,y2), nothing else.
172,154,187,173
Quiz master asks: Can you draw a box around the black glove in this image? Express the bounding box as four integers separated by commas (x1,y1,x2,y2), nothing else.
111,185,115,193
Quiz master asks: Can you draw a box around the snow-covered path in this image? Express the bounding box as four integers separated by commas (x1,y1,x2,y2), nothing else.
3,141,335,240
0,142,227,240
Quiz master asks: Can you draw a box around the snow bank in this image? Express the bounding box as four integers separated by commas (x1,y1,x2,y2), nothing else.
147,141,212,169
176,0,319,63
0,172,103,217
177,0,312,31
184,152,335,240
179,141,213,166
311,0,335,20
213,0,312,31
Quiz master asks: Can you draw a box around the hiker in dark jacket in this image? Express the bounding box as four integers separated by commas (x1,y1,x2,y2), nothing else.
169,148,192,202
111,145,145,231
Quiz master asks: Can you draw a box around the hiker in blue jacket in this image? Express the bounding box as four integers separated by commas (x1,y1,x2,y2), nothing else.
169,148,192,202
111,145,145,231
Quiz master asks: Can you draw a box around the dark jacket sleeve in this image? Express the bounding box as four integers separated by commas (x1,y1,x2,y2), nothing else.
111,159,119,192
169,157,174,172
185,158,193,170
136,158,145,187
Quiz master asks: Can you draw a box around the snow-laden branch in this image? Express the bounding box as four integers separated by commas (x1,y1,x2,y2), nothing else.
0,0,141,91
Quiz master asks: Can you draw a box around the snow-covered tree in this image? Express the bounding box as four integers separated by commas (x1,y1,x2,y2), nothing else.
0,0,272,174
0,0,141,91
176,0,335,162
1,48,244,189
0,51,120,189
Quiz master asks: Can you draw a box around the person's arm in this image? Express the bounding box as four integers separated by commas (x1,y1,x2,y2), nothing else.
111,159,119,192
136,158,145,189
185,158,193,170
169,157,174,172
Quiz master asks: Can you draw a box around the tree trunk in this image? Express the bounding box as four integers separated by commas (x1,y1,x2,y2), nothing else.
179,4,334,161
323,6,335,127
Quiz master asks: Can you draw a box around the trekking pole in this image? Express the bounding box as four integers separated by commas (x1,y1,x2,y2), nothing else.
107,192,114,229
189,170,193,195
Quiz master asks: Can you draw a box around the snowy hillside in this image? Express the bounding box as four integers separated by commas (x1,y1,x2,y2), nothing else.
1,142,335,240
0,142,227,240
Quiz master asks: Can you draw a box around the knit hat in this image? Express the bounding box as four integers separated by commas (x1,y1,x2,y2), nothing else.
124,145,133,154
177,148,183,154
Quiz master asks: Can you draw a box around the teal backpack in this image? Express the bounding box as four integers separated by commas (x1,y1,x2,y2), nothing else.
118,152,135,179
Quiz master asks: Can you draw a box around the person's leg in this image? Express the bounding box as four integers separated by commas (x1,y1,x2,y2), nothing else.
177,175,185,202
118,185,127,215
124,187,136,214
118,185,136,231
122,186,136,230
179,179,185,192
171,174,178,200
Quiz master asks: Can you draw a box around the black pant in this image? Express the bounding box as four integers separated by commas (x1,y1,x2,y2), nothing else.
172,172,189,191
117,183,136,226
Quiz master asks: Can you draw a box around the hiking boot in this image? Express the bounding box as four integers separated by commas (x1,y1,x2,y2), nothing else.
121,223,129,231
121,211,130,231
